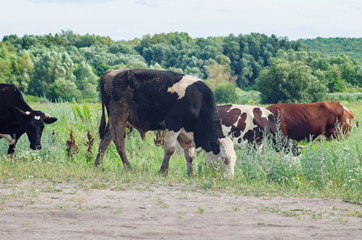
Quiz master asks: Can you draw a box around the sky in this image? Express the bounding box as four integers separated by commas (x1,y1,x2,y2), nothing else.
1,0,361,41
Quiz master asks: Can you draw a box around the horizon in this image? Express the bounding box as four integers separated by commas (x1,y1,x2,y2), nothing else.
2,30,361,43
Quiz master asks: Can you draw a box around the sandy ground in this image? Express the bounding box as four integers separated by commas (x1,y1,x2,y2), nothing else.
0,182,361,240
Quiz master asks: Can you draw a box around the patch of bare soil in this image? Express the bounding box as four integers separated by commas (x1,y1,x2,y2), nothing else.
0,182,360,240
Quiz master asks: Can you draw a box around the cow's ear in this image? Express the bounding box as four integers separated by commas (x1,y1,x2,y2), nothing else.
44,116,57,124
208,141,220,155
13,107,31,119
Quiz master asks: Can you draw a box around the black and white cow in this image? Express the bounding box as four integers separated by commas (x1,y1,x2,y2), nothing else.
0,84,57,157
217,104,300,155
95,69,236,177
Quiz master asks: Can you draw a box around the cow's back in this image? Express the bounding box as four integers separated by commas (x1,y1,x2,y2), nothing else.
217,104,277,145
267,101,344,141
99,68,224,151
0,84,32,121
0,84,19,113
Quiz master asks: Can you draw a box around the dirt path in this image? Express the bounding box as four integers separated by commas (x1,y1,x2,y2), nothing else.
0,182,360,240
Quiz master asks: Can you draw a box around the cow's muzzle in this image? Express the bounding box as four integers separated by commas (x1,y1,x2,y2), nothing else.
222,157,229,165
30,144,42,150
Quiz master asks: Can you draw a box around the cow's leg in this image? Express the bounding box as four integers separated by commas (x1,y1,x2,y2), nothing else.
183,148,196,177
327,125,338,139
160,129,181,175
111,113,131,169
95,123,114,166
312,133,326,142
6,134,18,159
177,130,196,177
7,143,16,159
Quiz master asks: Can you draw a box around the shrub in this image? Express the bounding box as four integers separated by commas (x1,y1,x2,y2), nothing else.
46,78,81,101
214,83,238,104
255,59,328,103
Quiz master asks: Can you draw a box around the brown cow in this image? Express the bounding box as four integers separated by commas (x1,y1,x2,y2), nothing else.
267,101,354,141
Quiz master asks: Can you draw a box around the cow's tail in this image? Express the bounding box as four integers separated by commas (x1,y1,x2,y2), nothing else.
99,79,107,139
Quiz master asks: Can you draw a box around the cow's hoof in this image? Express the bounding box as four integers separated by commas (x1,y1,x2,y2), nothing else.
159,168,168,176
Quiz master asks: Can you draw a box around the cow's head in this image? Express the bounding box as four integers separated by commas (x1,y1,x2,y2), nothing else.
14,107,57,150
290,143,301,156
206,138,236,178
341,106,354,136
280,136,301,156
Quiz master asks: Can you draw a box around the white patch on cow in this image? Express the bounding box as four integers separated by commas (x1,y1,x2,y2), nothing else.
221,104,274,147
0,134,16,145
346,118,353,128
206,138,236,178
343,106,350,112
167,75,200,100
34,116,41,120
221,125,233,138
44,113,50,118
229,105,258,140
164,129,181,155
228,105,258,135
25,111,31,115
342,105,353,128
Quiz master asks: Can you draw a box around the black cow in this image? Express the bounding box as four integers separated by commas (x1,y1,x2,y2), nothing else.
0,84,57,157
95,69,236,177
217,104,300,155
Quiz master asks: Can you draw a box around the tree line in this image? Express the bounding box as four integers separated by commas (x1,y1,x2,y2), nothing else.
0,30,361,103
300,37,362,61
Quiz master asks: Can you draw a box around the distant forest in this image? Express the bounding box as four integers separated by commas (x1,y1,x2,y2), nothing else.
300,37,362,61
0,31,361,103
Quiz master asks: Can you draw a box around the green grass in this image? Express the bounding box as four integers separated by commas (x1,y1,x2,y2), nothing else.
0,101,361,203
324,92,362,102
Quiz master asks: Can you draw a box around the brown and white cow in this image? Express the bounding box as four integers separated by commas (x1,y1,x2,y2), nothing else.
95,69,236,177
267,100,354,141
217,104,300,155
341,106,354,136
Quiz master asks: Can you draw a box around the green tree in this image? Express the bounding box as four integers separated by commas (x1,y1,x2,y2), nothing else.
256,59,327,103
214,83,238,104
13,50,34,92
29,50,76,97
73,61,98,100
95,63,110,77
0,43,13,84
142,43,177,67
325,64,345,92
46,78,81,101
205,63,232,90
0,42,32,90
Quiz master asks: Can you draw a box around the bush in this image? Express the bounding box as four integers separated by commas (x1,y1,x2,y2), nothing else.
23,94,48,103
46,78,81,101
235,89,261,105
214,83,238,104
256,59,328,103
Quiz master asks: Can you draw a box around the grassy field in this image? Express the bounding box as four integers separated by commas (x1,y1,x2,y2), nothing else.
0,101,361,203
